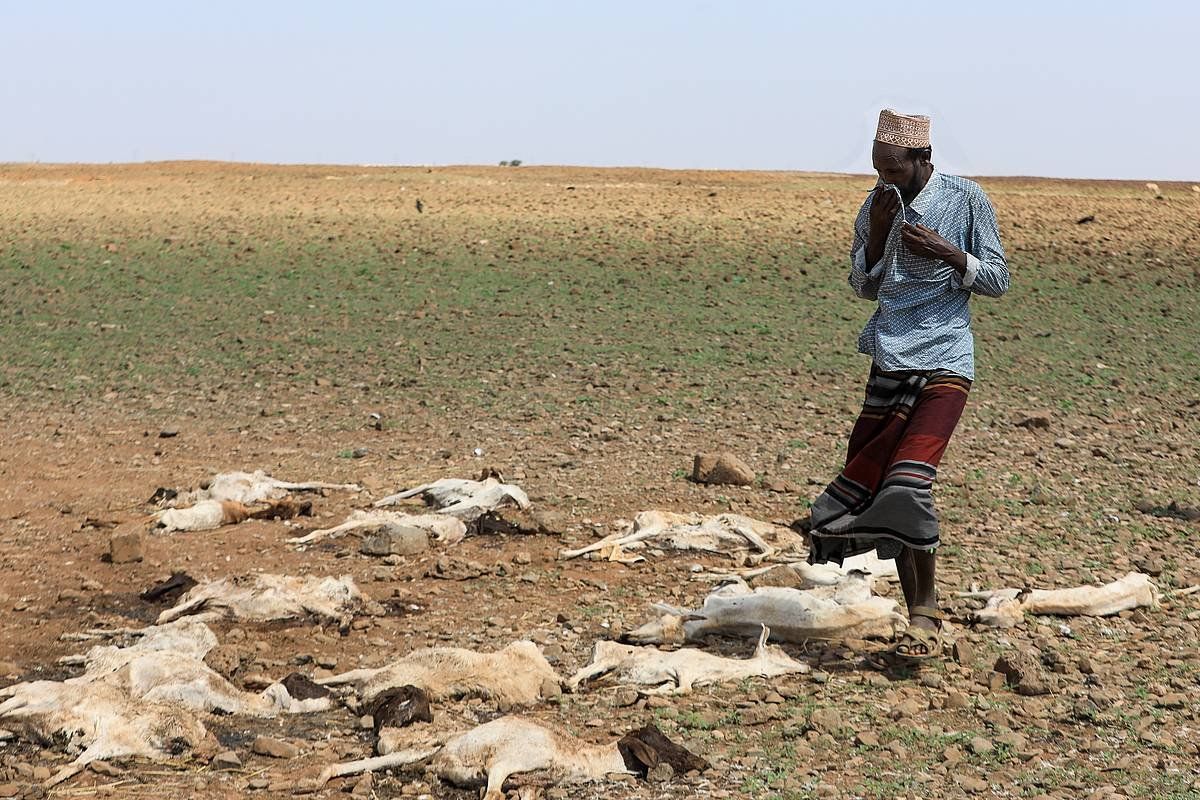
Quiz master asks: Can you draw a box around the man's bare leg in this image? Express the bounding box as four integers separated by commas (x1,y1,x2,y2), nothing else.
894,547,940,657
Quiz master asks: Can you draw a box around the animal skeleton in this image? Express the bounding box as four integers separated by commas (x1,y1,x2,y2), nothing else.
569,624,808,694
165,469,361,506
373,477,531,521
318,640,560,707
317,716,704,799
288,509,468,546
156,574,382,626
624,573,905,645
560,510,804,564
961,571,1158,627
153,497,309,533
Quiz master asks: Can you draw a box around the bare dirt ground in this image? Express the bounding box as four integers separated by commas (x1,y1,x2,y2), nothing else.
0,163,1198,799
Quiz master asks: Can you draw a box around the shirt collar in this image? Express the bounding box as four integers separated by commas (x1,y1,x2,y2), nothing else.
907,170,941,214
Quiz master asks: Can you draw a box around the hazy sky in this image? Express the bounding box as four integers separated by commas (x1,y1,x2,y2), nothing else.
3,1,1197,180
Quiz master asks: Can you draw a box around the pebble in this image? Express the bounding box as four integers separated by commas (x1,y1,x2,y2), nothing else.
351,773,374,796
90,761,124,776
252,735,299,759
212,750,242,770
614,688,641,707
968,736,994,756
247,778,270,790
957,775,989,793
946,690,971,710
0,785,18,799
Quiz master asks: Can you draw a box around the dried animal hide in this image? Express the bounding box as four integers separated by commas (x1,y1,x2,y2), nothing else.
156,574,382,626
373,477,531,522
560,510,804,564
289,509,468,546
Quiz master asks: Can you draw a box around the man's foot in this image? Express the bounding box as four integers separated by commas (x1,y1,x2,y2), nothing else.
892,605,944,660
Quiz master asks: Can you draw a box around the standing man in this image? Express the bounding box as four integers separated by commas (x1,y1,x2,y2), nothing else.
807,109,1009,661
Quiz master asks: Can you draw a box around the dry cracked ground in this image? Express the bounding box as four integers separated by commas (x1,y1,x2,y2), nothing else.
0,163,1198,800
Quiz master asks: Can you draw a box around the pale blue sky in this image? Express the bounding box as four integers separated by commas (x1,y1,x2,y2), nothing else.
3,1,1196,180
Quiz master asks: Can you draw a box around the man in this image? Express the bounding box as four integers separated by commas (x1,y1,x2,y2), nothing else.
807,109,1009,660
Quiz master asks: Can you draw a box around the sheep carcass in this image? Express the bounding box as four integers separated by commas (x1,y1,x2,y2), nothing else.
58,619,218,670
709,550,900,587
624,573,905,645
164,469,361,506
155,574,382,626
962,571,1158,627
153,497,312,533
288,509,468,546
318,717,706,799
569,624,808,694
318,641,560,707
373,477,530,521
560,510,804,564
0,680,214,787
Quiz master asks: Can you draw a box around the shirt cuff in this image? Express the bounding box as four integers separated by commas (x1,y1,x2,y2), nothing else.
962,253,980,289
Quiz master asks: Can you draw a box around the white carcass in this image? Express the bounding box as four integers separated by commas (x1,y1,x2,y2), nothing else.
373,477,530,521
166,469,361,506
156,574,382,625
318,641,560,707
624,573,905,645
317,717,704,800
288,509,468,546
560,510,804,564
569,625,808,694
963,571,1158,627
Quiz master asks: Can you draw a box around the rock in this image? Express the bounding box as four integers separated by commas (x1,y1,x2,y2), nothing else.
360,524,429,557
763,478,799,494
1016,412,1052,430
956,775,989,793
247,778,270,790
952,638,976,665
945,690,971,710
252,736,299,759
0,661,17,676
614,688,641,708
540,677,562,700
808,707,845,736
158,427,179,438
1156,693,1187,709
647,762,675,784
855,731,880,747
692,452,756,486
204,645,241,678
90,761,124,777
968,736,994,756
351,773,374,796
109,527,144,563
1133,554,1164,577
513,551,533,565
212,750,242,770
890,699,924,719
1053,436,1076,450
994,652,1052,696
32,767,51,782
0,785,18,799
529,509,568,534
750,564,807,589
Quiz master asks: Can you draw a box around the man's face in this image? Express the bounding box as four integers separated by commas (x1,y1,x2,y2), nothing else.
872,141,922,199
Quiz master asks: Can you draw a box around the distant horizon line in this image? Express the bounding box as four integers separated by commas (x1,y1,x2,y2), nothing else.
1,159,1196,186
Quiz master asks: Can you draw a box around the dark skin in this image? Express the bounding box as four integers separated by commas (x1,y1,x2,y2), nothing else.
866,141,967,654
867,141,968,277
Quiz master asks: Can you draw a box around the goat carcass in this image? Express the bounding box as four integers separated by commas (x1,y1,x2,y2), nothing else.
373,477,530,521
155,574,382,626
710,550,900,587
962,571,1158,627
318,717,706,800
318,641,560,707
0,680,215,787
154,497,310,533
164,469,361,506
289,509,468,546
560,510,804,564
624,573,905,645
569,624,808,694
58,619,218,670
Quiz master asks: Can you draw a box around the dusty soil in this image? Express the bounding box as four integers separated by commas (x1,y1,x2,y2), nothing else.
0,163,1198,799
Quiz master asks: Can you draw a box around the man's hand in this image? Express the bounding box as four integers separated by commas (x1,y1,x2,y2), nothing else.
901,223,967,273
865,186,900,266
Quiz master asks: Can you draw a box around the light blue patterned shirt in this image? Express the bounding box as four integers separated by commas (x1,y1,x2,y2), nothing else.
849,171,1009,380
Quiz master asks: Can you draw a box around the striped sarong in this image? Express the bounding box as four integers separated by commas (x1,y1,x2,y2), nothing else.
808,365,970,564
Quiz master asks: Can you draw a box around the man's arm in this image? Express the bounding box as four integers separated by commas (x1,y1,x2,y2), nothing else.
849,187,898,300
899,192,1009,297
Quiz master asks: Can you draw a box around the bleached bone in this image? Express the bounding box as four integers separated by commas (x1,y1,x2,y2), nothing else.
960,572,1158,626
318,716,701,799
156,574,382,625
57,619,218,669
289,509,468,546
168,469,361,506
704,550,900,586
0,681,215,787
318,641,560,706
560,510,804,564
623,573,905,645
569,624,808,694
373,477,531,521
